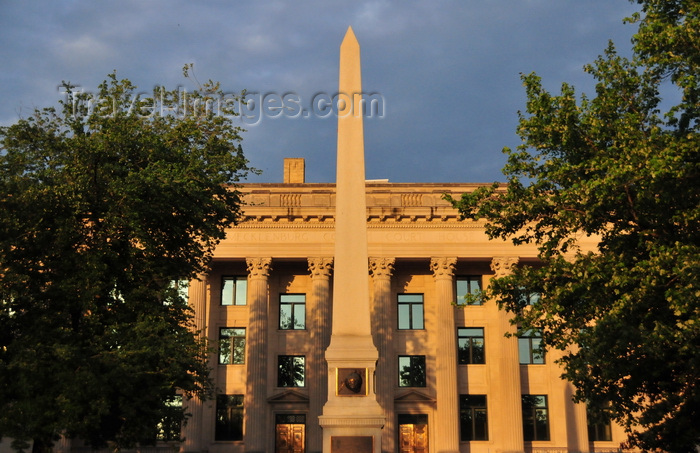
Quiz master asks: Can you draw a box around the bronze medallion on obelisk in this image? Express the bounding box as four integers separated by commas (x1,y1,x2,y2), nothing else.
336,368,368,396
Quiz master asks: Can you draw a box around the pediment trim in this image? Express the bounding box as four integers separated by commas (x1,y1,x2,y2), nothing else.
394,390,437,404
267,389,310,404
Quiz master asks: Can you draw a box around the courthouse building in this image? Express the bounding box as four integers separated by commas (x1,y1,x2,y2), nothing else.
177,29,631,453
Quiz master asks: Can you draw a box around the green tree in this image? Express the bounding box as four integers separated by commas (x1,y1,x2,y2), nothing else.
448,1,699,451
0,71,256,451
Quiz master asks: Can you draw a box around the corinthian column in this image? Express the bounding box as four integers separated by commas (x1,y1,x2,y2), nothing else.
370,257,396,453
430,257,460,453
182,276,207,453
307,257,333,453
490,256,524,453
244,257,272,453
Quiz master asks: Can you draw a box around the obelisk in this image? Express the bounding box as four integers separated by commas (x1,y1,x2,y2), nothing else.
318,27,385,453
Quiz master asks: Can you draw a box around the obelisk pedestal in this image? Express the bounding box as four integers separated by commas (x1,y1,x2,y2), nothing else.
318,27,385,453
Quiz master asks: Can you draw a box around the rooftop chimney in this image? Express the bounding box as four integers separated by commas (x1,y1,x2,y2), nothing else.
283,158,305,183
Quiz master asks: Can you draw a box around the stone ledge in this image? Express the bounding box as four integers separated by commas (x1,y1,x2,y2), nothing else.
318,416,386,428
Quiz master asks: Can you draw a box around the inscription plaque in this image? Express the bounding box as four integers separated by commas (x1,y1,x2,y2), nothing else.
331,436,373,452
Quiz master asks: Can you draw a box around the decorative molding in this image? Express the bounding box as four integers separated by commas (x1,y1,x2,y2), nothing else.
394,389,437,405
430,257,457,280
237,220,335,228
280,193,302,207
233,220,486,229
369,257,395,279
246,257,272,279
318,416,386,428
267,389,310,404
401,193,422,206
308,257,333,278
490,256,519,277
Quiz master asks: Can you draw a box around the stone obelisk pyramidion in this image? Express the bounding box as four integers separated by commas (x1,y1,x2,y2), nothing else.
318,27,385,453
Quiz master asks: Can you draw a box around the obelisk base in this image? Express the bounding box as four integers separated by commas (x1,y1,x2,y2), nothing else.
320,335,385,453
319,416,384,453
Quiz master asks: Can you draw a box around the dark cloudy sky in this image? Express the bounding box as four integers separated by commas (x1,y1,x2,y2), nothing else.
0,1,640,184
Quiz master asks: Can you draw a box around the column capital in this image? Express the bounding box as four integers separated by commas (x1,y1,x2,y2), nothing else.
430,257,457,280
308,257,334,278
246,257,272,279
369,257,395,279
490,256,519,278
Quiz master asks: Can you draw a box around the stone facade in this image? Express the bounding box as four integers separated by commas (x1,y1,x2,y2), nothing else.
179,173,628,453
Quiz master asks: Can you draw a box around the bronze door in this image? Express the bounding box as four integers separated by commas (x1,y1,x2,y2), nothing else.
275,422,305,453
398,415,429,453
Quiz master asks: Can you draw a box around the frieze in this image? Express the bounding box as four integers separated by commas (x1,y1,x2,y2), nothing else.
230,231,316,242
227,229,488,246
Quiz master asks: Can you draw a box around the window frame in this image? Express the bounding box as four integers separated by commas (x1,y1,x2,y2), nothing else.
522,395,550,441
279,294,306,330
458,327,485,364
218,327,246,365
587,404,613,442
517,288,541,306
221,276,248,306
397,293,425,330
276,413,307,425
456,275,483,305
277,355,306,388
398,355,427,387
215,394,244,441
172,280,189,303
459,394,489,441
518,329,545,364
156,395,183,442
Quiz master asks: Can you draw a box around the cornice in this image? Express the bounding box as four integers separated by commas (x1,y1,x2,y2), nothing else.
234,218,486,229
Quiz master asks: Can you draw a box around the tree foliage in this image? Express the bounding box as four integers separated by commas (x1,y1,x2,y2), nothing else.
448,1,699,451
0,71,256,450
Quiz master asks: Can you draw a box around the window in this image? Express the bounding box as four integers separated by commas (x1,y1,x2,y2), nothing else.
460,395,488,441
522,395,549,441
215,394,244,441
219,328,246,365
279,294,306,330
458,327,485,364
221,276,247,306
587,404,613,442
397,294,424,330
456,276,482,305
156,395,182,441
518,329,545,364
398,355,426,387
173,280,189,302
163,280,188,306
518,288,541,306
276,413,306,424
398,413,428,426
278,355,305,387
